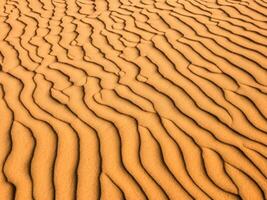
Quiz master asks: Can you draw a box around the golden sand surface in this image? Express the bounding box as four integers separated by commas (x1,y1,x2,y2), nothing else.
0,0,267,199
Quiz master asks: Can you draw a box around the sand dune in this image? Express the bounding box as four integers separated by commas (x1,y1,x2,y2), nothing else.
0,0,267,199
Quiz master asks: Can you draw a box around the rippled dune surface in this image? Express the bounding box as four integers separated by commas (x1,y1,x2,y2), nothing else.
0,0,267,199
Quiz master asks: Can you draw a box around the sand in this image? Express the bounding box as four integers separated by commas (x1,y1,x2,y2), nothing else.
0,0,267,199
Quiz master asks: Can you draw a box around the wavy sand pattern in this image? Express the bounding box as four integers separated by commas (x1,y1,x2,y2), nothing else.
0,0,267,199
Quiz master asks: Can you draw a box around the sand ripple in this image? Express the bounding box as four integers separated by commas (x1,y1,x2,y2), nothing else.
0,0,267,199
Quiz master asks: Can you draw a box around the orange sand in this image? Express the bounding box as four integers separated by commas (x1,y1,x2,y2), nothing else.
0,0,267,199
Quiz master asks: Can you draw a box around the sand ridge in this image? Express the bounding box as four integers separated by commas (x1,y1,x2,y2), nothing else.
0,0,267,199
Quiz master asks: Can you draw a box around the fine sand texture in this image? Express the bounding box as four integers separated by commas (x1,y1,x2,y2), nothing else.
0,0,267,199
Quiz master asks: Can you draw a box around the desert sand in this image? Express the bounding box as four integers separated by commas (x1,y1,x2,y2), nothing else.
0,0,267,199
